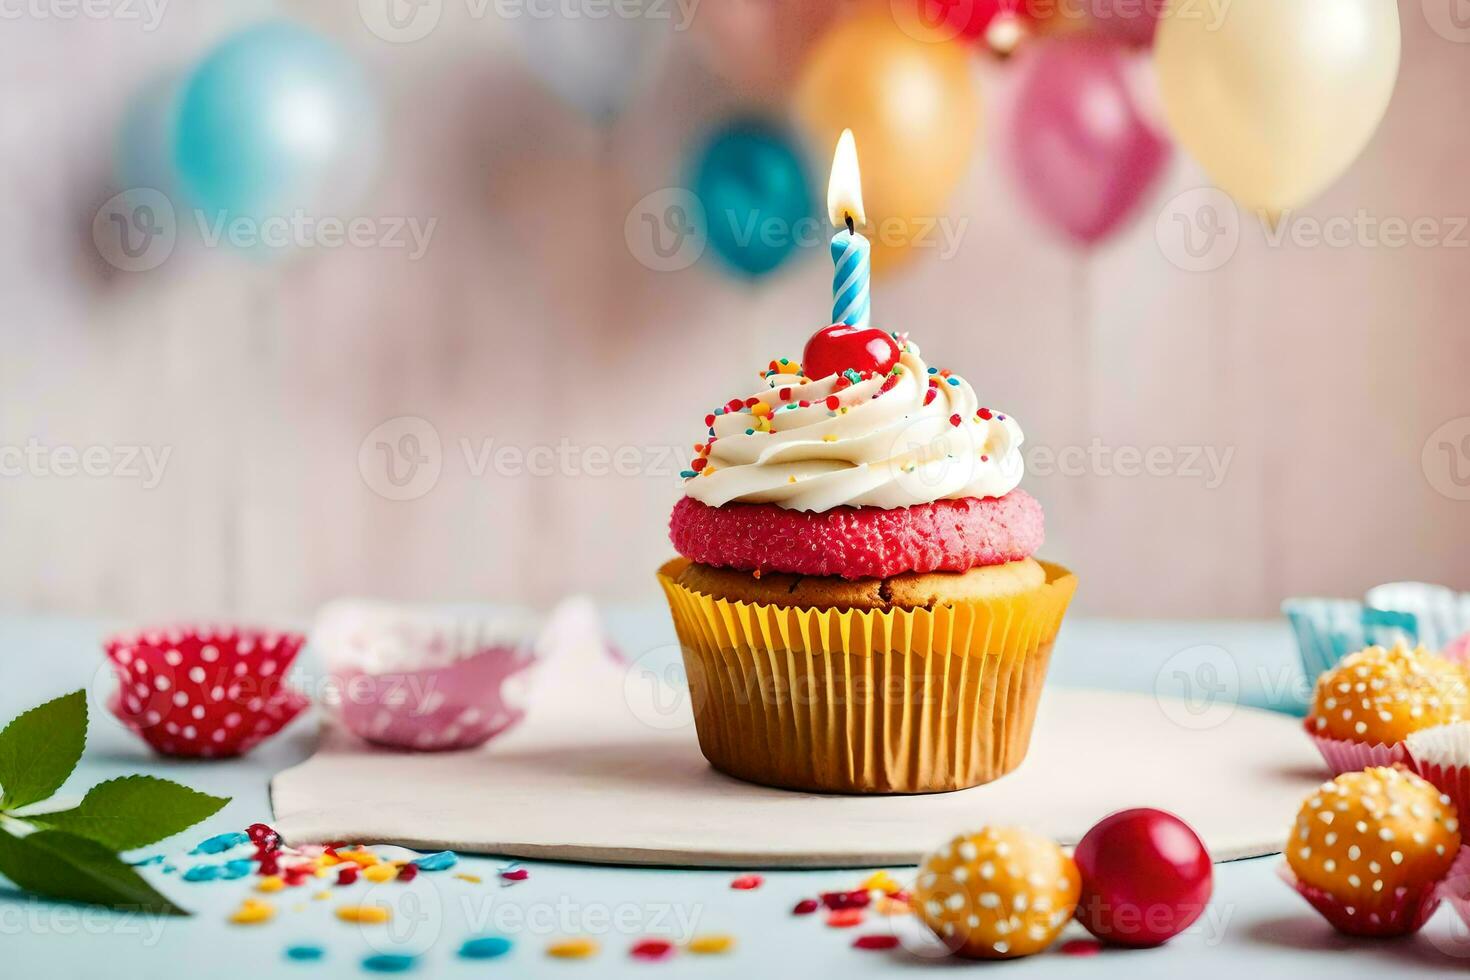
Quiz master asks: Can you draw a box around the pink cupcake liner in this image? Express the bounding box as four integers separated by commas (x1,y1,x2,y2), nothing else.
1435,847,1470,930
1306,722,1408,775
1278,863,1440,937
1405,723,1470,820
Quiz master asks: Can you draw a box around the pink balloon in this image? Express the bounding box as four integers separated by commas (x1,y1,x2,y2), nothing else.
1090,0,1163,46
1007,38,1171,246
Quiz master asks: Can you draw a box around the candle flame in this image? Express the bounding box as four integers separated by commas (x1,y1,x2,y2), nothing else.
827,129,866,230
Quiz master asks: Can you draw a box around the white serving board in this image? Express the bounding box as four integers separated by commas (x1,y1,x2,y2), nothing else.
272,632,1324,867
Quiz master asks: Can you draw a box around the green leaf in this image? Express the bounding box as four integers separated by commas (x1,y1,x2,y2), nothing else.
28,776,229,852
0,828,187,915
0,691,87,810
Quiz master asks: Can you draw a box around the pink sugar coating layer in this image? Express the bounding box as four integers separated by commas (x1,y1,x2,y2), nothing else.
669,491,1045,580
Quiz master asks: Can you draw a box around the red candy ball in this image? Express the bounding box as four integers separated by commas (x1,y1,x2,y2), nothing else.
1073,808,1212,947
802,324,901,381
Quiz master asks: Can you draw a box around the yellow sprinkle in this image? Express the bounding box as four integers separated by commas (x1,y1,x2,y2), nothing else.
875,895,912,916
315,867,329,878
702,466,717,476
316,853,341,867
751,401,771,416
546,938,599,959
363,863,398,883
822,435,838,443
336,905,392,925
687,934,735,955
255,875,285,893
787,476,797,484
862,870,902,895
339,850,379,868
455,874,482,884
229,900,275,925
314,891,332,901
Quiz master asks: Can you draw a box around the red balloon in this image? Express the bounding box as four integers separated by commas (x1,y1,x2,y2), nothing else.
1007,38,1171,246
1073,808,1213,947
802,325,901,381
911,0,1032,41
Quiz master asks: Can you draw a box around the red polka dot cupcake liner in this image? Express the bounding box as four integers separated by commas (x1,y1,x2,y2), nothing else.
1277,862,1440,937
1305,721,1407,776
314,601,540,752
104,626,308,758
1435,846,1470,931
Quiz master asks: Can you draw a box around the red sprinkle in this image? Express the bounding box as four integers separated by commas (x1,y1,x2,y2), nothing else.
778,387,792,400
923,389,937,406
792,899,820,916
826,908,865,928
1060,939,1104,957
978,407,993,420
949,414,962,427
256,852,280,877
396,863,419,883
825,396,840,410
744,397,759,408
284,865,313,886
629,939,675,961
725,399,742,413
691,458,708,473
853,935,900,951
247,823,281,851
821,890,871,910
337,865,359,886
704,414,715,427
730,875,763,891
500,868,530,882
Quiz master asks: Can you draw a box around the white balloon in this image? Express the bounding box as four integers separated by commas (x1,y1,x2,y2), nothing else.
509,4,670,123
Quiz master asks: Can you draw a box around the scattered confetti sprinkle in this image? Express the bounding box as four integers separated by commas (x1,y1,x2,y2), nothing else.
730,875,763,891
336,905,392,925
337,865,360,886
183,864,224,883
499,867,529,883
1060,938,1105,957
826,908,865,928
455,874,482,884
130,854,166,867
247,823,282,852
256,875,286,894
395,863,419,883
459,936,514,960
285,945,325,962
792,899,820,916
860,871,902,895
364,864,398,884
228,899,275,926
852,935,900,951
314,891,332,901
686,935,735,955
361,954,417,973
547,938,600,959
629,939,676,961
412,851,458,872
821,890,871,910
192,832,250,855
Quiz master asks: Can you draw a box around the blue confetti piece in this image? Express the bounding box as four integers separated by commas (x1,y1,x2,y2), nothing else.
285,946,325,962
191,831,250,855
458,936,513,960
222,859,255,880
183,864,224,882
130,854,166,867
412,851,458,872
362,954,416,973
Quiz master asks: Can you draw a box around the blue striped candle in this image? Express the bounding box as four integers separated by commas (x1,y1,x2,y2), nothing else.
831,228,871,330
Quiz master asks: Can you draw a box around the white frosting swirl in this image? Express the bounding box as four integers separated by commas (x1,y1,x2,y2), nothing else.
684,343,1024,512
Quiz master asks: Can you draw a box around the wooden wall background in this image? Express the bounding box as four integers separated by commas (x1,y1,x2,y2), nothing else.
2,1,1467,621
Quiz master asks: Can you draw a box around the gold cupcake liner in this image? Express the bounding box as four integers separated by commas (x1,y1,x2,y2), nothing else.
657,558,1077,794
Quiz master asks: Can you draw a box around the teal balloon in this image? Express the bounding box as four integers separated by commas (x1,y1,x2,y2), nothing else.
689,120,815,278
175,22,379,226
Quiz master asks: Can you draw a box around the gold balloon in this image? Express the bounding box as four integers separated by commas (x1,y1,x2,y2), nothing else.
796,10,980,273
1155,0,1400,216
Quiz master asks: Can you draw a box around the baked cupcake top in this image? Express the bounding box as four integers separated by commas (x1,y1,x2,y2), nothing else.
682,328,1023,513
1287,767,1459,902
1309,644,1469,744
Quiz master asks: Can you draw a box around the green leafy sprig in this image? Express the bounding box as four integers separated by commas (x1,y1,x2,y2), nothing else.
0,691,229,915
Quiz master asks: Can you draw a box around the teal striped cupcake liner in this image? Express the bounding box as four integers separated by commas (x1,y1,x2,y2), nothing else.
1282,598,1418,686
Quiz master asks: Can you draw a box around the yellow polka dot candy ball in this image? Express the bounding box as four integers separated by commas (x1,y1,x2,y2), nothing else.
915,827,1081,959
1283,766,1460,936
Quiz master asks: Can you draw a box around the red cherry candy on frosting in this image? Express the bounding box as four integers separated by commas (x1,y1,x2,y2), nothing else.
1073,808,1213,947
802,325,900,381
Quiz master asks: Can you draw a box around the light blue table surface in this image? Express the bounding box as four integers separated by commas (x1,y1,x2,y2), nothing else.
4,611,1469,978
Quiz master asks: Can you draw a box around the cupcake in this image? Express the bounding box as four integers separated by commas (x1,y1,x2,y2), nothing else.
657,325,1076,794
1280,767,1459,936
314,600,540,751
1305,644,1470,774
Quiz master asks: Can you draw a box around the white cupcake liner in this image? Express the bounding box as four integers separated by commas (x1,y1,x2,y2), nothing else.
1366,582,1470,655
1406,723,1470,820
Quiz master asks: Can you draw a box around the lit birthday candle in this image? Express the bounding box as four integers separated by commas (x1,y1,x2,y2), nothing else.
827,129,871,330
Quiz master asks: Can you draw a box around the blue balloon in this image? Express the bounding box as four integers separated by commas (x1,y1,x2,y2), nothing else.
115,72,185,197
689,120,816,278
175,22,379,227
